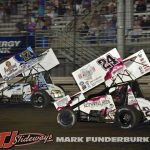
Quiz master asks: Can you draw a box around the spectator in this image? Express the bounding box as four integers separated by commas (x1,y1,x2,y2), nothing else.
111,14,117,28
57,2,66,16
32,0,38,10
42,20,50,30
100,20,116,43
136,0,146,12
136,15,145,27
25,8,36,19
14,26,22,35
101,6,109,15
65,0,73,15
99,14,107,25
105,21,116,42
16,0,23,4
87,22,98,44
47,0,58,11
79,22,89,37
0,3,4,22
38,0,45,19
45,16,52,26
142,15,150,30
46,8,56,25
16,19,25,31
36,17,45,30
82,0,91,12
129,20,142,42
3,2,11,22
107,0,116,13
99,21,108,43
90,10,100,26
76,0,82,15
10,0,18,15
27,17,36,35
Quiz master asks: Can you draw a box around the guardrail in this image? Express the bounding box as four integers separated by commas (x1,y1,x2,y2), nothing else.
51,76,150,97
0,75,150,97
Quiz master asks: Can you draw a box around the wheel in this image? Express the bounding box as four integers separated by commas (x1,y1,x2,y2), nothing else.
115,106,141,129
57,108,77,128
31,90,51,108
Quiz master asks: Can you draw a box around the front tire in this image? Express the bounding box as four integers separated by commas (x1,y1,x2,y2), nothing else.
31,90,51,108
115,106,141,129
57,108,77,128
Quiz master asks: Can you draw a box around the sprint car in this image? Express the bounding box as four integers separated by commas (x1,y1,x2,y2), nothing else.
0,47,65,108
54,48,150,129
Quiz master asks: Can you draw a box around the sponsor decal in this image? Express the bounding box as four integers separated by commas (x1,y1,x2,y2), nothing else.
138,52,150,72
84,97,113,109
78,65,95,80
4,61,17,75
14,49,35,63
0,131,53,149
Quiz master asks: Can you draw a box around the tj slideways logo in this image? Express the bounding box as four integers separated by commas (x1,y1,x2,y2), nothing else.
0,131,53,149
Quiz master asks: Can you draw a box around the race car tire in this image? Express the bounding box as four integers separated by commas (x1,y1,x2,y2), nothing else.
115,106,141,129
31,90,51,108
57,108,77,128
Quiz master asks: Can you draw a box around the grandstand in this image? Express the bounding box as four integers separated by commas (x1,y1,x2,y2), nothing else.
0,0,150,76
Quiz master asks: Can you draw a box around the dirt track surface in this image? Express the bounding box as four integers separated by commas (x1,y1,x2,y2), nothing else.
0,104,150,150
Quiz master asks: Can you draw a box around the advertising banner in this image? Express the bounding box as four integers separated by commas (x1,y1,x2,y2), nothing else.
0,36,35,59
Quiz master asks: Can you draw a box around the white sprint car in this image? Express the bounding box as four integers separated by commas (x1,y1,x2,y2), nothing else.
0,47,65,108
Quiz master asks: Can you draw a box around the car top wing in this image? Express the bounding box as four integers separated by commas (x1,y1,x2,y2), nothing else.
72,48,122,93
72,48,150,93
0,47,59,80
22,48,59,76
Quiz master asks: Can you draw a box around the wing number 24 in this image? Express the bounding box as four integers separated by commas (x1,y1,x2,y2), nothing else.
97,54,119,70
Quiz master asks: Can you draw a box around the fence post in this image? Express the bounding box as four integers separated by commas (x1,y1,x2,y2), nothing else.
117,0,125,58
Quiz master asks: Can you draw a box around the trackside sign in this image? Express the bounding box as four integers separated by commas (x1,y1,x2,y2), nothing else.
0,36,35,59
0,131,149,149
0,131,53,149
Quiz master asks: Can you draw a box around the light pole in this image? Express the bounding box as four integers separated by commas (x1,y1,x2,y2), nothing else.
117,0,125,58
73,0,77,70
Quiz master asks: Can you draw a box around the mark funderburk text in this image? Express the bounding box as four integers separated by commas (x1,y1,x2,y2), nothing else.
56,137,150,143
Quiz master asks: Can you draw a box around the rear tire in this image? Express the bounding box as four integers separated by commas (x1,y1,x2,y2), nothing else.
31,90,51,108
115,106,141,129
57,108,77,128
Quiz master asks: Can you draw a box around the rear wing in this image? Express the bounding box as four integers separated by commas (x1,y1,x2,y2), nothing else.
22,48,59,76
72,48,150,93
72,48,122,93
0,47,59,81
